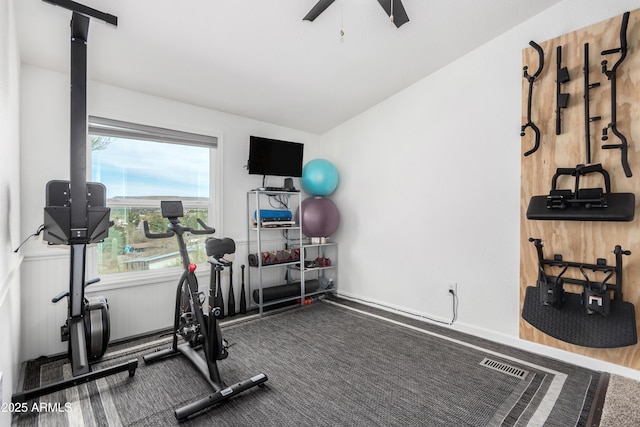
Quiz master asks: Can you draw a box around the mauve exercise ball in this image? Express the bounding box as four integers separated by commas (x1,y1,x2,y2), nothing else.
301,159,339,196
295,197,340,237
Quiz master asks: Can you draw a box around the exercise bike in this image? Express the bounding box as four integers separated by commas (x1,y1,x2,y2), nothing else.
142,201,268,421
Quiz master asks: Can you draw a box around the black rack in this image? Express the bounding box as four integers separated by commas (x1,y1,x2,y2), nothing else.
522,238,637,348
529,238,630,316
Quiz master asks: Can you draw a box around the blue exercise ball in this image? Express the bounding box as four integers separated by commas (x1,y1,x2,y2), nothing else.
301,159,339,196
295,197,340,238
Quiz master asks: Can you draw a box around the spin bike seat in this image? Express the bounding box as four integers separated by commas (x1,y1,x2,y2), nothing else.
206,237,235,259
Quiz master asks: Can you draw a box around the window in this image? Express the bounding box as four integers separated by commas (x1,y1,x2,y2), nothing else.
88,117,218,275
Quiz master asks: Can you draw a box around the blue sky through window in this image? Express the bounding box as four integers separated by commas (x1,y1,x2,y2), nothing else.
91,137,210,199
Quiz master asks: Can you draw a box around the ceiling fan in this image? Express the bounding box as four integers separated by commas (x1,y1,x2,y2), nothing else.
304,0,410,28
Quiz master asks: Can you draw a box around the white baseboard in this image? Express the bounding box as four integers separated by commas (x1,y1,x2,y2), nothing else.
336,291,640,380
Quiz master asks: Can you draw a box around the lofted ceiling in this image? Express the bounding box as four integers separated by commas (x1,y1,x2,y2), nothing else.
15,0,562,134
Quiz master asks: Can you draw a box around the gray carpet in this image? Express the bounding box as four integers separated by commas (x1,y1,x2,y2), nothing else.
599,374,640,427
14,299,603,426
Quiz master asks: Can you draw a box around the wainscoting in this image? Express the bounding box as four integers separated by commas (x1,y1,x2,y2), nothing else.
20,246,180,361
18,236,291,362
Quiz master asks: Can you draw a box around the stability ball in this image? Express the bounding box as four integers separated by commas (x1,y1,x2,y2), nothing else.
295,197,340,237
301,159,339,196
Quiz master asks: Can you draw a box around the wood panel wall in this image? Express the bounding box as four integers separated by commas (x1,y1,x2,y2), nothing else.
520,9,640,369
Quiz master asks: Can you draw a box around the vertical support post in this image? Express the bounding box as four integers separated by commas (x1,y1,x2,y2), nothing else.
69,244,89,375
68,12,90,377
613,245,632,301
69,12,89,243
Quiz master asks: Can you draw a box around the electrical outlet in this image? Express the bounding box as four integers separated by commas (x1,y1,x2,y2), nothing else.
448,281,457,294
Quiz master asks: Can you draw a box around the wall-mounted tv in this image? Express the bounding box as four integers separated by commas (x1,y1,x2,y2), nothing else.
247,136,304,177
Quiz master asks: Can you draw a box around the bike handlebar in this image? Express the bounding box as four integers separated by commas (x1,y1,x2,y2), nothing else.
143,218,215,239
143,221,175,239
191,218,215,235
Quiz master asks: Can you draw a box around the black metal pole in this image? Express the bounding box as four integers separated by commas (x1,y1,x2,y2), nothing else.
69,13,88,244
555,45,570,136
67,12,90,376
43,0,117,25
583,43,601,165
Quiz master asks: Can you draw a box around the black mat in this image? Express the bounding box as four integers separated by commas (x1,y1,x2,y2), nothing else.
522,286,637,348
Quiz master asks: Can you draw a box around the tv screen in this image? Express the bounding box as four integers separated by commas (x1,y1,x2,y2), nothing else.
248,136,304,177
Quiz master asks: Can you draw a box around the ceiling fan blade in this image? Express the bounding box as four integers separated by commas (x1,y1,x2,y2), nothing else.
376,0,410,28
303,0,337,22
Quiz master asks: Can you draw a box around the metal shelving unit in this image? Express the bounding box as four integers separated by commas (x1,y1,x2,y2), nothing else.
246,190,337,314
293,240,338,300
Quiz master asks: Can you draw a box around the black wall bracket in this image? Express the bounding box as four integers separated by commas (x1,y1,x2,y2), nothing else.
555,45,570,135
583,43,601,164
529,237,631,316
546,164,610,209
521,41,544,156
522,238,637,348
601,11,632,177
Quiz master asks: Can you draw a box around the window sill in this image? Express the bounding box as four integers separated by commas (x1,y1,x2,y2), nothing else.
85,265,213,294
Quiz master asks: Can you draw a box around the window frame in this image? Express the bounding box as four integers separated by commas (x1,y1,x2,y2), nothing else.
85,116,223,286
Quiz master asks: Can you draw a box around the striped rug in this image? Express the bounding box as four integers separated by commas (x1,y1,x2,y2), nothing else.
15,298,600,426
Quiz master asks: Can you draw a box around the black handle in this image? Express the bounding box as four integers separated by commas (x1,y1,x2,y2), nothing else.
521,41,544,157
554,167,576,176
143,221,175,239
522,123,541,156
528,41,544,79
190,218,215,235
86,277,100,286
52,291,69,303
51,277,101,303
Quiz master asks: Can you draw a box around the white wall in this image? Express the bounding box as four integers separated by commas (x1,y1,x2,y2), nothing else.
19,64,319,360
0,0,22,419
322,0,640,378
